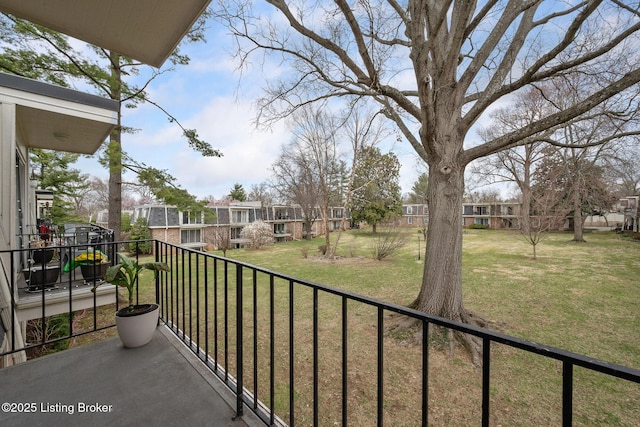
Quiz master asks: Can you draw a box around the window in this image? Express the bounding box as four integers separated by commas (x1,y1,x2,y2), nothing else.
231,210,248,224
182,211,203,225
407,217,413,225
274,223,285,234
231,227,243,239
181,229,202,244
475,218,489,226
406,206,413,214
475,206,488,215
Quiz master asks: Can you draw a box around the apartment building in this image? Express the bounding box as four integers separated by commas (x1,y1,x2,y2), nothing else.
131,202,352,250
462,202,521,229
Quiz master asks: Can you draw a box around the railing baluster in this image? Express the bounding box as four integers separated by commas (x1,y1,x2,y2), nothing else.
289,278,295,427
253,269,258,410
181,250,186,340
482,337,491,427
224,260,229,382
563,360,573,427
422,321,429,427
313,287,318,426
236,263,244,417
188,251,193,347
342,296,348,427
214,257,219,372
203,255,209,361
172,249,176,332
9,254,16,353
195,252,200,356
269,274,275,426
377,306,384,427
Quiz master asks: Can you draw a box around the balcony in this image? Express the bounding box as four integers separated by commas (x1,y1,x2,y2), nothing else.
0,327,263,426
2,240,639,426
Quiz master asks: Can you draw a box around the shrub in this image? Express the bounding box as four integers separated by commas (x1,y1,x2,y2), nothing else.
25,313,70,358
240,221,274,249
129,217,152,254
468,223,489,229
300,246,310,258
121,212,132,233
372,228,408,260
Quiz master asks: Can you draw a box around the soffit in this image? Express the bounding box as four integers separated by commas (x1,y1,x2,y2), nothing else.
0,73,118,155
16,105,114,154
0,0,210,68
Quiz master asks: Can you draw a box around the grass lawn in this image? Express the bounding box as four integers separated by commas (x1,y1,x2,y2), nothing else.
75,228,639,426
215,228,640,426
221,228,639,368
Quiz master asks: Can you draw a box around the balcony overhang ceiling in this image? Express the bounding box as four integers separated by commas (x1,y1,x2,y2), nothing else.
0,0,210,154
0,73,119,154
0,0,211,68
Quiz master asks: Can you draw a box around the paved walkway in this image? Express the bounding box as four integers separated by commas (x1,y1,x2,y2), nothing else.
0,327,263,427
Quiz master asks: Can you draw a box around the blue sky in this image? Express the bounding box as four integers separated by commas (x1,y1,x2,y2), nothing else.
71,17,431,202
74,17,502,202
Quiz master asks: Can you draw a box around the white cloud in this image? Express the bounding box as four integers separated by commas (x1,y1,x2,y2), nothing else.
134,96,288,199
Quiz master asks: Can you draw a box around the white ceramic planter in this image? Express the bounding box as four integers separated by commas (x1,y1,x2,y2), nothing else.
115,304,159,348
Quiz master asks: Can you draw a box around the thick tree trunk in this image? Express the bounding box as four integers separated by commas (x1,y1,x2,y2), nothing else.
304,218,313,240
322,207,331,255
411,162,466,321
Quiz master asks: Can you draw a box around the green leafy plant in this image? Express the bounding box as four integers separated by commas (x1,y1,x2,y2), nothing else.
94,253,169,312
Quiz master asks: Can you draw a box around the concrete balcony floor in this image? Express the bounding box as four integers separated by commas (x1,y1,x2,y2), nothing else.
0,327,263,427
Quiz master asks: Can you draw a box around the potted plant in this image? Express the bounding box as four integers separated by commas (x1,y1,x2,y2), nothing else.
94,252,169,348
73,249,109,283
29,238,55,265
25,238,59,291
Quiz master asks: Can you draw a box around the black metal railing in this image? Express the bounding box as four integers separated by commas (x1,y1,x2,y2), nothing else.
2,239,639,425
152,241,640,427
0,239,147,358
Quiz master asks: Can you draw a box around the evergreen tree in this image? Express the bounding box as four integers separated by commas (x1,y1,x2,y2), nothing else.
350,147,402,234
408,173,429,205
129,217,151,254
229,183,247,202
30,149,90,223
0,13,220,239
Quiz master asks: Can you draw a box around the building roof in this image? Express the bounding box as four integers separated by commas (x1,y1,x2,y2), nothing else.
0,73,118,154
0,0,211,68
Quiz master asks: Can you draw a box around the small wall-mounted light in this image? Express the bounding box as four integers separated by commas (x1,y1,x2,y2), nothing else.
53,132,69,140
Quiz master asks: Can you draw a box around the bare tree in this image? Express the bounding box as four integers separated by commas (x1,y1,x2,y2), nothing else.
213,227,233,256
270,147,321,240
523,156,578,258
217,2,640,353
605,139,640,197
270,104,344,247
472,87,554,235
330,104,388,256
248,182,275,206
